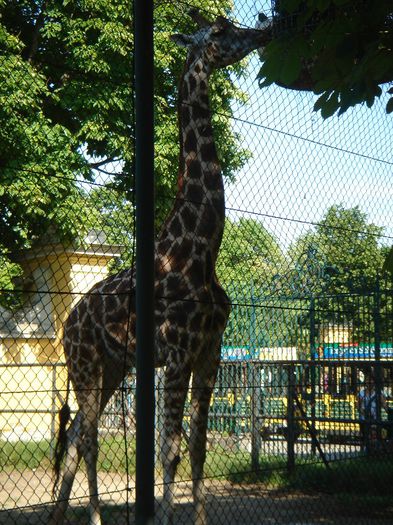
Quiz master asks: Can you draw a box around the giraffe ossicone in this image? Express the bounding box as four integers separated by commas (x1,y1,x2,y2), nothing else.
49,10,269,525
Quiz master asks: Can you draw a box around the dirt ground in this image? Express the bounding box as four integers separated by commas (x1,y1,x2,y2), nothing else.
0,469,392,525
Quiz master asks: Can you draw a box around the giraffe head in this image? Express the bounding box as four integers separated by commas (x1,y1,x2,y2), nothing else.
171,9,271,71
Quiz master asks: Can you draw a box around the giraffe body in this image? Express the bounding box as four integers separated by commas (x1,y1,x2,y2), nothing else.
50,11,269,525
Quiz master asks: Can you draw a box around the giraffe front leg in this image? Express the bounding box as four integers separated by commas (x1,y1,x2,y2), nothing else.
190,349,220,525
160,361,191,525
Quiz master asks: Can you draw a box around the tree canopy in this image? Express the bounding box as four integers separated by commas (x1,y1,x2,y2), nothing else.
217,218,300,349
216,217,285,290
0,1,249,305
287,205,388,340
289,205,384,294
215,208,390,349
258,0,393,117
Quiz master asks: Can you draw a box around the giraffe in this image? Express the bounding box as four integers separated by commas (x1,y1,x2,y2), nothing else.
50,10,270,525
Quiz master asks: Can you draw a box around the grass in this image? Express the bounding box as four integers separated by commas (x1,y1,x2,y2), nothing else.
1,436,393,514
225,454,393,515
0,435,135,474
0,439,52,471
98,434,136,474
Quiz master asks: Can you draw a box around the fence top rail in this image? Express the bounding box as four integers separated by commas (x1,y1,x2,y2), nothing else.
1,358,393,368
0,362,67,368
230,284,393,303
220,358,393,366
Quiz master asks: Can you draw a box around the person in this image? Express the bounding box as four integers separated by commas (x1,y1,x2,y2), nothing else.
323,372,329,393
358,376,388,453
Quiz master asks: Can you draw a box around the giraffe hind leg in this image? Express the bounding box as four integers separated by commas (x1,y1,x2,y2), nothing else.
50,376,104,525
49,411,84,525
79,375,103,525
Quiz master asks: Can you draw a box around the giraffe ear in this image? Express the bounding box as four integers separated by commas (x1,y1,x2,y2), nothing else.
188,8,210,28
214,16,231,30
170,33,195,48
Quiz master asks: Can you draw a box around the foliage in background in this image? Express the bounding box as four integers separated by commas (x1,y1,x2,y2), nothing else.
258,0,393,117
288,205,387,341
1,1,392,343
217,218,303,349
382,245,393,276
0,0,249,304
288,205,384,295
218,207,390,350
217,218,285,289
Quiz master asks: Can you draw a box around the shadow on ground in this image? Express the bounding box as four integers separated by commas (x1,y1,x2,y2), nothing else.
1,482,392,525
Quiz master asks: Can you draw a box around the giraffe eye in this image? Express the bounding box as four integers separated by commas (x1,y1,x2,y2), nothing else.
212,29,225,38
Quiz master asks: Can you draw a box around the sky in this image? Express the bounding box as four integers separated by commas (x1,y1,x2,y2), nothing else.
88,0,393,254
222,0,393,251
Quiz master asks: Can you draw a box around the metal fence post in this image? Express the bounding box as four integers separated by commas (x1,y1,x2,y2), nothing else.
309,297,317,455
135,0,155,522
249,287,261,470
287,364,295,474
374,274,383,442
50,364,57,460
251,362,261,471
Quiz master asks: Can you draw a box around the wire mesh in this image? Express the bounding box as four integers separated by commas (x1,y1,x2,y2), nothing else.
1,1,393,524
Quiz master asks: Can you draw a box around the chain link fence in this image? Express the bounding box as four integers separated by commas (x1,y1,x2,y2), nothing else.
1,1,393,524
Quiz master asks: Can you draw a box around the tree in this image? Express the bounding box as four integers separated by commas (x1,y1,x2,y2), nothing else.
288,205,386,340
257,0,393,117
216,217,285,291
87,185,135,271
217,218,300,348
0,2,250,305
310,205,383,293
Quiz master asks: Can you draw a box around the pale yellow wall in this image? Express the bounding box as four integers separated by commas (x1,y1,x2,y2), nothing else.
0,340,55,439
259,347,297,361
0,243,120,441
320,324,352,344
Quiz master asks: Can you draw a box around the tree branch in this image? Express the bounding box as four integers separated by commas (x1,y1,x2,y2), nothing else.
28,2,47,63
89,158,118,169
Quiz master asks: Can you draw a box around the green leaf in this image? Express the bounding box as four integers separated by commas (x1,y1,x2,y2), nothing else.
320,92,340,118
313,92,330,112
382,246,393,276
365,94,375,108
279,55,302,86
279,0,303,14
259,58,281,81
258,76,273,88
386,97,393,114
313,80,334,95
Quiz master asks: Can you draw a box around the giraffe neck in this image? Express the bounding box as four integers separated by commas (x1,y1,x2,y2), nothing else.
174,55,225,259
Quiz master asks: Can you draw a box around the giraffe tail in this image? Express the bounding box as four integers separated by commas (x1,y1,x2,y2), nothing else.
52,379,71,497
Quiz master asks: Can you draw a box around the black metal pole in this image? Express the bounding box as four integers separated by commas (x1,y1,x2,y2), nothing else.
287,364,295,474
374,274,383,442
134,0,155,523
251,364,261,471
309,298,316,455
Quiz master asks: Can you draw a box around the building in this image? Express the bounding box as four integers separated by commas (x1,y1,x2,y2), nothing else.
0,232,122,441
